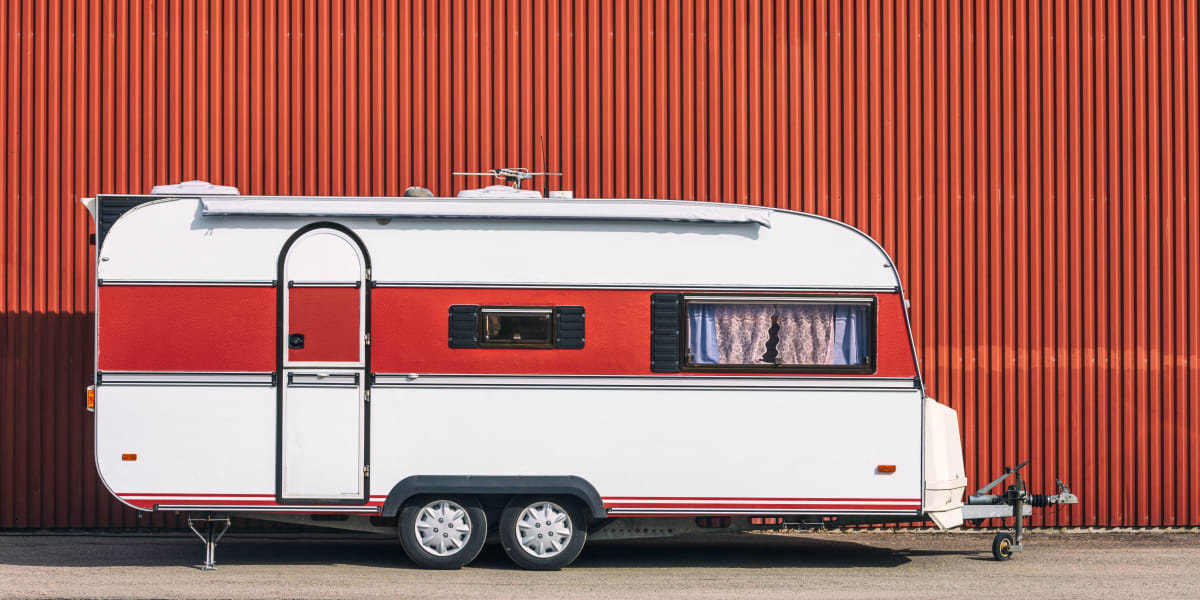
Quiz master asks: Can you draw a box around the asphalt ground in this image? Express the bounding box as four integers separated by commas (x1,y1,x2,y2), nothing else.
1,530,1197,599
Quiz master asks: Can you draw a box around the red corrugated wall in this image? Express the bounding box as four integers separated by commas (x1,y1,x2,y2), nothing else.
1,0,1197,529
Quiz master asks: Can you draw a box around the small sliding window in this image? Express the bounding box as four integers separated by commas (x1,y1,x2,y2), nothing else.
480,307,555,348
683,296,875,373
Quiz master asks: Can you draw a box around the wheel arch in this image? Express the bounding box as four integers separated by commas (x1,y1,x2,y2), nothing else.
380,475,607,522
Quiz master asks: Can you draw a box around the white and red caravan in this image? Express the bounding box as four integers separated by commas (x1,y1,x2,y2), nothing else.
83,180,968,570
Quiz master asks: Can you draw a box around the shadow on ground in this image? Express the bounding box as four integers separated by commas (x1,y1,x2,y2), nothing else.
0,532,995,570
569,534,925,569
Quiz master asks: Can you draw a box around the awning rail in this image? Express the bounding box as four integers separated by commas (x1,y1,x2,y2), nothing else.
198,196,773,227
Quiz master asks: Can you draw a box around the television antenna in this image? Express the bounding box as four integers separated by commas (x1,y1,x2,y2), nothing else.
453,167,561,191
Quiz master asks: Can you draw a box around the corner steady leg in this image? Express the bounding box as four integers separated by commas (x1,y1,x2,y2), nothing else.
187,514,231,570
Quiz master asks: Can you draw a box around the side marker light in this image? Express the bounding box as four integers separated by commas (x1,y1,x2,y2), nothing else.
122,453,138,461
877,464,897,474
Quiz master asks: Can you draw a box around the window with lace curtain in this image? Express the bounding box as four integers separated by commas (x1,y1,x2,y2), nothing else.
683,296,874,372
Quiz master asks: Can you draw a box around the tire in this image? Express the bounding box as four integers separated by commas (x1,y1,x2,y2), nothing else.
398,498,487,570
992,532,1014,561
499,498,587,571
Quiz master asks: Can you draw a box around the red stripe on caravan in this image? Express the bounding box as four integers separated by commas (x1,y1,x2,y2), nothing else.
605,503,922,511
119,497,385,510
98,286,276,372
97,285,919,377
371,288,654,375
373,288,919,377
124,499,283,505
602,496,924,511
610,512,916,517
118,493,276,498
602,496,922,502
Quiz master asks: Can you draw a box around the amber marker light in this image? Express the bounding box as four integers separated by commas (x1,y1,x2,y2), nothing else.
86,386,95,412
876,464,897,474
122,453,137,461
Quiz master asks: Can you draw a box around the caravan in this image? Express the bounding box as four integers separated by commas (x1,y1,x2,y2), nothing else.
84,174,1059,570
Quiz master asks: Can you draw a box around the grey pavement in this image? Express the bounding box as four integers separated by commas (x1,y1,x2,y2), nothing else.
1,530,1197,599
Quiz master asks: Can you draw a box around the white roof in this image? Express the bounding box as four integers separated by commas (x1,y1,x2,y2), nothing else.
199,196,774,227
100,197,900,291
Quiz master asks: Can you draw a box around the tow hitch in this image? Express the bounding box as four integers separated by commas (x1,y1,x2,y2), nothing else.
962,460,1079,560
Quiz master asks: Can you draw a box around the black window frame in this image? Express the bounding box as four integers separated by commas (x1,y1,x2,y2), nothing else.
478,306,557,349
679,295,878,374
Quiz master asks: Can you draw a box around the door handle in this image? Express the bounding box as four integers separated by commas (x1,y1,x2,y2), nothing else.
287,372,360,387
288,333,305,349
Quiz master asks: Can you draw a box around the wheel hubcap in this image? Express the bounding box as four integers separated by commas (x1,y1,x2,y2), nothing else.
415,500,472,557
516,502,573,559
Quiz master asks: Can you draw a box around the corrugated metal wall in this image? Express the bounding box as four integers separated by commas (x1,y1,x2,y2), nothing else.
1,0,1197,529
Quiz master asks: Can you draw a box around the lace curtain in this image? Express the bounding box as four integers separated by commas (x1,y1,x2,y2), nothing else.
688,302,869,366
713,304,775,364
775,304,838,364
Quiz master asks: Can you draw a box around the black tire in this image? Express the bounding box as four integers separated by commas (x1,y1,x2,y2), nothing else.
398,497,487,570
499,498,587,571
992,532,1014,561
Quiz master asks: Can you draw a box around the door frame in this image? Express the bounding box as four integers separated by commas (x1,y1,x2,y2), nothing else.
275,222,372,505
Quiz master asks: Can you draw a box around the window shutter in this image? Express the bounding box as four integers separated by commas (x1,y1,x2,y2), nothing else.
448,305,480,348
555,306,586,349
650,293,682,372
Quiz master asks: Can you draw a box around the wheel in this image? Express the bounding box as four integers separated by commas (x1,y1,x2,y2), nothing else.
398,498,487,569
499,498,587,570
992,532,1014,561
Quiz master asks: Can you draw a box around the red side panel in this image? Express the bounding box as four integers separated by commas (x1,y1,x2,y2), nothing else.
287,287,361,363
97,286,917,377
372,288,652,375
98,286,275,372
873,293,921,378
371,288,919,378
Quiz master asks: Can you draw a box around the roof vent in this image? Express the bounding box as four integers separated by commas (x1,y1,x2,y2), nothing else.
456,184,543,199
150,180,240,196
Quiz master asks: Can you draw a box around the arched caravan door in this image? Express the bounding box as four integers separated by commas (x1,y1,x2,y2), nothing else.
277,226,369,503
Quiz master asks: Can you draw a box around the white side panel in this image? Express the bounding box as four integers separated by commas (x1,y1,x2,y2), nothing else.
284,231,362,282
98,199,900,290
281,374,364,499
100,200,295,282
370,385,922,502
95,386,275,494
362,218,891,289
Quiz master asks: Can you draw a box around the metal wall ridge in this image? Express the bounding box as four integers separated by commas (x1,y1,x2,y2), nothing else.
1,0,1198,529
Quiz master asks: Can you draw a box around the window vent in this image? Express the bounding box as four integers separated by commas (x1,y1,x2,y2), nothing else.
448,305,480,348
555,306,586,349
650,293,682,372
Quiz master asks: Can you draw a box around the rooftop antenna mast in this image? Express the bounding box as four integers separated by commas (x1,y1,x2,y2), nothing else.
452,167,561,191
539,136,549,197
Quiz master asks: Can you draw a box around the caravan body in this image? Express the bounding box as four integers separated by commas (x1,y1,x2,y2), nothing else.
84,182,967,568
